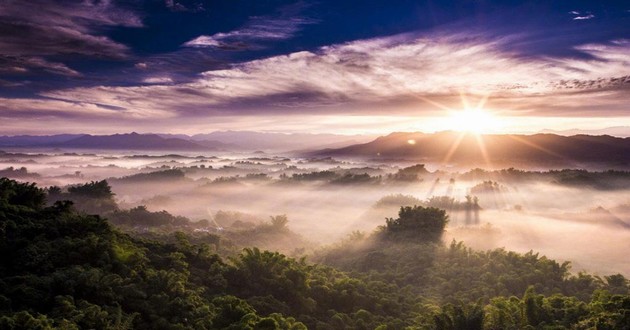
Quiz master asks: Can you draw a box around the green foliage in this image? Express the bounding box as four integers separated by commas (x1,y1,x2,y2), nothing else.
290,170,338,181
388,164,428,181
373,194,423,208
0,177,46,209
1,178,629,330
49,180,118,214
113,169,186,182
383,205,448,242
434,301,484,330
108,206,190,228
458,168,630,190
469,181,505,194
330,173,379,185
0,166,40,179
67,180,113,199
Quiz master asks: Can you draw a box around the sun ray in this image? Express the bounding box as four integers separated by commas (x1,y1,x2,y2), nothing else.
506,135,566,159
411,94,454,111
474,133,493,168
460,92,472,110
441,131,467,165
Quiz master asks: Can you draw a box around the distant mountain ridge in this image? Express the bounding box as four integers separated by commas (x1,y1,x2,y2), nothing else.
540,126,630,137
0,133,226,151
0,134,86,147
310,131,630,166
2,131,629,162
160,131,374,151
57,133,212,150
0,131,373,151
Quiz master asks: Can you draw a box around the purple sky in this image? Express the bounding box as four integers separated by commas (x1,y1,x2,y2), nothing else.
1,0,629,135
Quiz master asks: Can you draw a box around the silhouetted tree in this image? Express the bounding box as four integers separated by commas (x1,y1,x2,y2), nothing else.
384,205,448,242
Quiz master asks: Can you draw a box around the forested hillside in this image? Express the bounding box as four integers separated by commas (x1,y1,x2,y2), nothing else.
1,178,629,329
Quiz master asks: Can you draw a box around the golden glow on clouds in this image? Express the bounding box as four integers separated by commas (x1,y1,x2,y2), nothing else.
1,36,628,135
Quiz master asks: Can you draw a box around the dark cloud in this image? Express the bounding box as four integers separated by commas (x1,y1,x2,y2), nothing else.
164,0,205,13
0,55,80,77
0,0,141,75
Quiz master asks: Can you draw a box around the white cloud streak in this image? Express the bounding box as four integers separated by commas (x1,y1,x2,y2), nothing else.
569,11,595,20
143,77,174,84
184,3,315,49
573,14,595,20
9,34,628,128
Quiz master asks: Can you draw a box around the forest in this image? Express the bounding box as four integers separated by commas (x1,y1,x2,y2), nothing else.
1,177,629,329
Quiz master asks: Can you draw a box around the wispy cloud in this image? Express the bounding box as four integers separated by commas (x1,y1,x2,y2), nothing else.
30,33,628,125
143,77,174,84
574,14,595,20
164,0,205,13
570,11,595,20
0,56,81,77
184,3,316,50
0,0,141,75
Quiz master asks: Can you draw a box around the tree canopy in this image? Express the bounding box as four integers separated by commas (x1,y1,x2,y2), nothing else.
383,205,448,242
1,178,629,329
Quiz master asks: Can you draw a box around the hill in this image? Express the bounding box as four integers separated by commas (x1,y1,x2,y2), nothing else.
0,131,370,152
187,131,374,151
57,132,214,150
0,134,85,147
311,131,630,166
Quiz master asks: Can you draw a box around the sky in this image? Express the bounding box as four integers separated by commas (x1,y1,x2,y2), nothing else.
0,0,629,135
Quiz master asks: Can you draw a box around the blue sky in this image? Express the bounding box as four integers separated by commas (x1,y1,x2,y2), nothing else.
1,0,629,134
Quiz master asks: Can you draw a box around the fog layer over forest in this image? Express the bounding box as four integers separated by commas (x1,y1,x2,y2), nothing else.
2,148,629,276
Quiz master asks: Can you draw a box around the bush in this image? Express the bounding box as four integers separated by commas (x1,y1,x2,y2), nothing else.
383,205,448,242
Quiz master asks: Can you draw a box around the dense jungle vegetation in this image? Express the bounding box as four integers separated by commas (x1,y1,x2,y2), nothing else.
0,177,629,329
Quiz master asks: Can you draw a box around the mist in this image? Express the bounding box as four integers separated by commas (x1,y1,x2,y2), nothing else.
1,147,629,276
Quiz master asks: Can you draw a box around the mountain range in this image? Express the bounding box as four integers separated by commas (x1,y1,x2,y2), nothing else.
1,131,629,167
0,131,372,152
310,131,630,167
540,126,630,137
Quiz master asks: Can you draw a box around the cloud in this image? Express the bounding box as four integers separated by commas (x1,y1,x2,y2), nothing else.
183,3,316,50
35,31,630,117
0,0,141,75
0,56,81,77
143,77,174,84
0,79,28,88
573,14,595,20
569,11,595,20
0,97,123,119
164,0,205,13
3,33,625,129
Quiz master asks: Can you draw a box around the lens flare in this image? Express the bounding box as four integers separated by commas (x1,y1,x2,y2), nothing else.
448,108,502,134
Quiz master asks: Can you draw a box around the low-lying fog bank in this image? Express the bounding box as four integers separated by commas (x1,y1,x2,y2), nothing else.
1,148,629,276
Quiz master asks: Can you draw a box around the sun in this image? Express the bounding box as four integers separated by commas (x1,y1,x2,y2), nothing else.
447,107,502,134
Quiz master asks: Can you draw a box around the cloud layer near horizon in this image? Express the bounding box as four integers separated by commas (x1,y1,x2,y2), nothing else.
28,34,629,119
1,1,629,135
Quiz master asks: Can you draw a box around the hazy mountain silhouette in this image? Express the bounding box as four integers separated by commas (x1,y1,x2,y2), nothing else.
186,131,374,151
57,133,213,150
0,134,86,147
540,126,630,137
0,131,370,151
310,131,630,166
